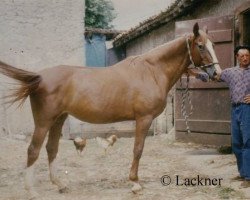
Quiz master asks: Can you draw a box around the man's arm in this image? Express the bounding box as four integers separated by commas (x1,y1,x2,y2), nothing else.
214,70,222,81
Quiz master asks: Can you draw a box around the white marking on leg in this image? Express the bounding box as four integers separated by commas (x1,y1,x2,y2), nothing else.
49,159,68,192
131,181,142,194
25,165,38,199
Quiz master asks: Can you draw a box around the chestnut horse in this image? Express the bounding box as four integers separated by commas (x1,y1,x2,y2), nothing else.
0,23,221,199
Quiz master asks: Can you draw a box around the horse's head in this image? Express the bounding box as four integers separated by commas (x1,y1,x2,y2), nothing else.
187,23,222,80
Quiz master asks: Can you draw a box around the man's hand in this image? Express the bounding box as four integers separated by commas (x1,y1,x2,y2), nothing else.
244,94,250,104
195,72,209,82
187,68,209,82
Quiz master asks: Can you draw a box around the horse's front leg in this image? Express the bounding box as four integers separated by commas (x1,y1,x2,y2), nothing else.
129,115,153,193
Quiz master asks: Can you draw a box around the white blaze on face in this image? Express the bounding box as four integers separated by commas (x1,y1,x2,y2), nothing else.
205,39,222,74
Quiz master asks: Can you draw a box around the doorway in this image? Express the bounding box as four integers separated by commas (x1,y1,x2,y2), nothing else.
242,9,250,45
235,2,250,46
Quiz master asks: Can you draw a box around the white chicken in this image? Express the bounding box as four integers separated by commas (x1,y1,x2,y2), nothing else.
73,137,87,156
96,135,118,155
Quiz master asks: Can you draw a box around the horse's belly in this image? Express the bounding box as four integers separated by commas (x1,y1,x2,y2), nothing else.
69,110,134,124
67,101,135,124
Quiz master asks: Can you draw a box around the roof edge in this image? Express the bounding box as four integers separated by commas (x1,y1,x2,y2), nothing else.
113,0,203,47
85,27,125,40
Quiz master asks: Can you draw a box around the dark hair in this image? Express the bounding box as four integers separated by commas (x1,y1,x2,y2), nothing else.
234,45,250,55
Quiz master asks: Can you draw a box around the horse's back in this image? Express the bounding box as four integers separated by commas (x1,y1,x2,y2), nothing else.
32,57,166,123
33,64,135,123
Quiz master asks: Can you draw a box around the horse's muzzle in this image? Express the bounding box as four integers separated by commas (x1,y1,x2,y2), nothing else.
200,63,218,80
205,66,216,80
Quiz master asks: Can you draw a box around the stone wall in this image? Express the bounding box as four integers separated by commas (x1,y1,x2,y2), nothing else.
0,0,85,137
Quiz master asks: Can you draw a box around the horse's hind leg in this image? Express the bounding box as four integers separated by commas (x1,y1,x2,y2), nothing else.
25,125,52,199
46,113,68,193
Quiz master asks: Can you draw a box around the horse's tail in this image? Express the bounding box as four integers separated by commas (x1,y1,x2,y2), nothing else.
0,61,42,106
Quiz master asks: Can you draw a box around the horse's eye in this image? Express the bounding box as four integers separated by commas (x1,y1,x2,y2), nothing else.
198,44,205,51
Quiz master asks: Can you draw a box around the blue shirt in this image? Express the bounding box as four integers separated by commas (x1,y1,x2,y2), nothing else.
221,65,250,103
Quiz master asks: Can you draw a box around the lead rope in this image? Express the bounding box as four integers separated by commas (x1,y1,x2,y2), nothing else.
180,75,193,134
180,38,195,134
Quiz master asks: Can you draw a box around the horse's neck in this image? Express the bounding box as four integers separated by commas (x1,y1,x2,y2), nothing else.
144,37,191,90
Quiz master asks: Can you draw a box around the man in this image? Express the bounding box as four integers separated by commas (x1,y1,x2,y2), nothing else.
216,45,250,188
190,46,250,187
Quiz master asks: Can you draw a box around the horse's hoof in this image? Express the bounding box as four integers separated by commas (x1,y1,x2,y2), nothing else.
131,182,142,194
59,186,70,194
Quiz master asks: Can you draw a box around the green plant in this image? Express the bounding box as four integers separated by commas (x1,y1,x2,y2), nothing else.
85,0,117,29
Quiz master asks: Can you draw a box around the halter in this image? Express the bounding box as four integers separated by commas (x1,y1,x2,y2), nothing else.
185,37,218,70
186,37,196,68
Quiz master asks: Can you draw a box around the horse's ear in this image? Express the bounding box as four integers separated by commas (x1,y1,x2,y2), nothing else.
193,23,199,37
